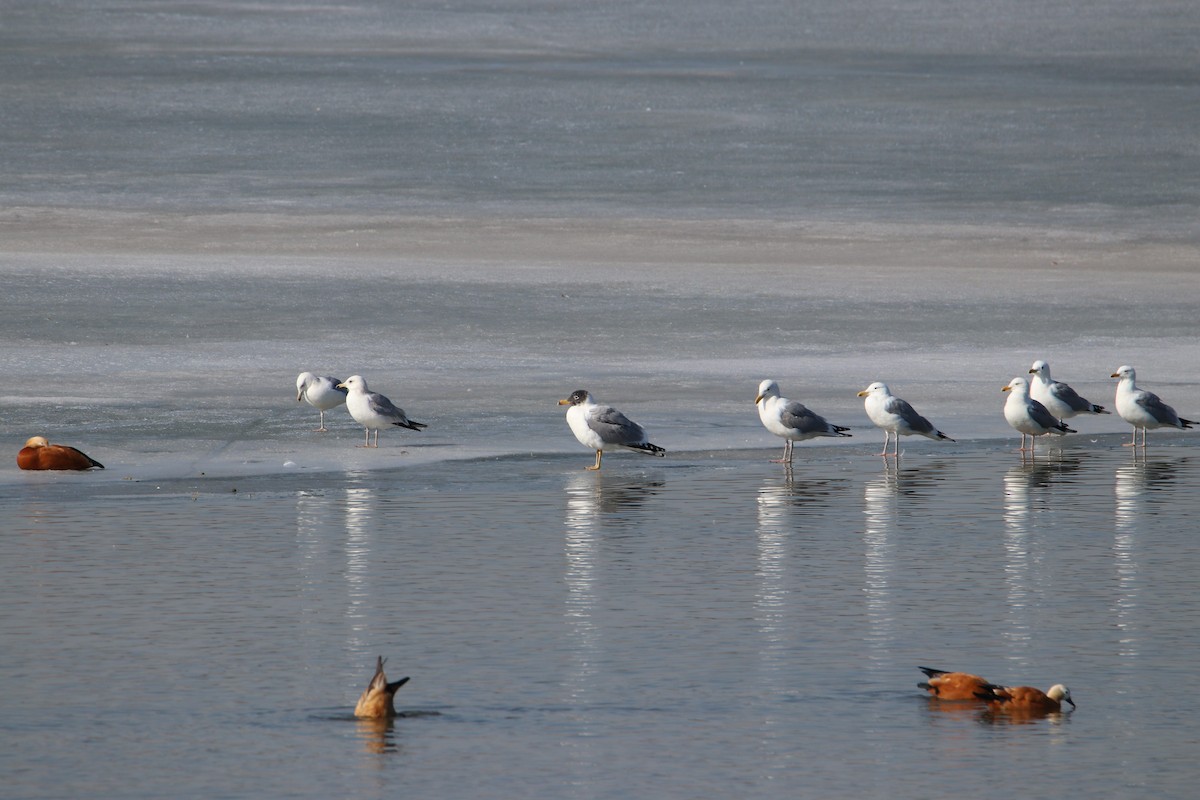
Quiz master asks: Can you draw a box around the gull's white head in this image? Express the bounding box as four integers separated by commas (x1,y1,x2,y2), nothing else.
296,371,316,400
1047,684,1076,708
1002,376,1030,395
1111,365,1135,381
755,379,780,404
1029,360,1050,377
338,375,367,392
857,381,889,398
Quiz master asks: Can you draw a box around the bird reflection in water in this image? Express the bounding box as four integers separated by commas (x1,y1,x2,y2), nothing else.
564,471,664,521
355,716,399,754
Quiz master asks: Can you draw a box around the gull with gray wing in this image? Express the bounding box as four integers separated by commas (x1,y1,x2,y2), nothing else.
1002,376,1074,451
755,379,851,464
337,375,427,448
559,389,665,470
1111,365,1196,447
296,371,348,432
858,382,953,456
1028,360,1108,421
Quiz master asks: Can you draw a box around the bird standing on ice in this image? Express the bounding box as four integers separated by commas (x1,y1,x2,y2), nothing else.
1028,360,1108,421
558,389,665,470
337,375,427,448
857,382,953,456
1002,376,1074,451
754,379,850,464
17,436,105,470
296,372,348,432
1111,365,1196,447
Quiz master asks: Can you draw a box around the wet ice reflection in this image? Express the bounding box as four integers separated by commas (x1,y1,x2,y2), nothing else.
861,464,898,670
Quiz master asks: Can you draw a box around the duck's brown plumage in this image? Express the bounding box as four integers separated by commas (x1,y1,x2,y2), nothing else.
353,656,410,719
917,666,991,701
17,436,104,471
976,683,1075,712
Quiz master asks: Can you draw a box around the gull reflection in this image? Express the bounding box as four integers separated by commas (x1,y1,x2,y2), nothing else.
295,488,340,652
343,473,376,645
1111,455,1177,663
862,464,899,671
754,476,792,679
562,473,664,698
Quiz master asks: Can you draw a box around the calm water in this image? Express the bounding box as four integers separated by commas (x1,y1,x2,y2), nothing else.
3,1,1200,798
3,444,1199,799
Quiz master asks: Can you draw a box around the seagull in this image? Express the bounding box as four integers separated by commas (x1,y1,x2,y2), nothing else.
1028,360,1108,421
17,436,105,470
558,389,665,470
857,382,954,456
754,379,850,464
1111,365,1196,447
354,656,410,719
296,372,348,432
1002,376,1074,450
337,375,427,448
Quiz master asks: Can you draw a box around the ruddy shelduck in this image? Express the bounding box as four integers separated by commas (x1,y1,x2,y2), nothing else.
17,436,105,471
354,656,410,719
976,682,1075,712
917,666,991,701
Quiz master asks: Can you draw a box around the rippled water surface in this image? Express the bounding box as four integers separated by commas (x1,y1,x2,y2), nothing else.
4,443,1199,799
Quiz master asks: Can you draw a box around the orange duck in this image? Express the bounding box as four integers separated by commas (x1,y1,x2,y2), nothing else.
917,666,991,701
976,682,1075,712
354,656,410,719
17,436,105,471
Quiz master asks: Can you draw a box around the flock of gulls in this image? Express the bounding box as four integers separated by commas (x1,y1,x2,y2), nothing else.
14,362,1195,472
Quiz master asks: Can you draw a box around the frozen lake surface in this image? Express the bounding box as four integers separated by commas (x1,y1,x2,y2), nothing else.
3,1,1199,798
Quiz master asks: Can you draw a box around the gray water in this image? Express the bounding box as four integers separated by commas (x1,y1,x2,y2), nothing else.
3,2,1200,799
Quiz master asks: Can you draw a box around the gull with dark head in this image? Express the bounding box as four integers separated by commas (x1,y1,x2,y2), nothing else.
755,379,850,464
1111,365,1196,447
558,389,665,470
337,375,427,448
857,382,953,457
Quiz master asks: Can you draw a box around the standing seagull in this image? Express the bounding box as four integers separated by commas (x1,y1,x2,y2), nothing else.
558,389,665,470
354,656,410,719
1002,376,1074,451
337,375,427,448
754,379,851,464
857,382,954,456
296,372,348,432
1028,360,1108,421
1111,365,1196,447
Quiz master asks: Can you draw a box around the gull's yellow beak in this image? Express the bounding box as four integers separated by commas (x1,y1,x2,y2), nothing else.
558,398,571,406
1002,385,1012,392
857,389,869,397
